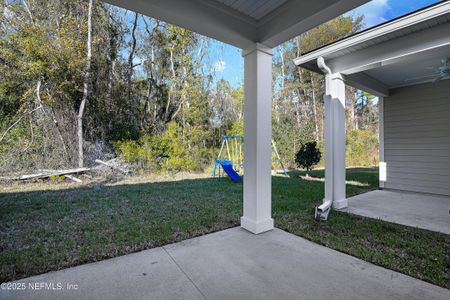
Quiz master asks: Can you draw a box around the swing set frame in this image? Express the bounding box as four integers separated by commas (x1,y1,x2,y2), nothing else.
211,136,288,178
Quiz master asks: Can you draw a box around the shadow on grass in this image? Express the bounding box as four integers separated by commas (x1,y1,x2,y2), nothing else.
0,177,244,282
275,169,449,289
0,168,377,283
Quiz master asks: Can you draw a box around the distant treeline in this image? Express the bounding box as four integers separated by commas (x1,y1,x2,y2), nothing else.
0,0,378,175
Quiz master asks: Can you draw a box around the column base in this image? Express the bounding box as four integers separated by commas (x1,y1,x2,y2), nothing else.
332,198,348,209
240,216,274,234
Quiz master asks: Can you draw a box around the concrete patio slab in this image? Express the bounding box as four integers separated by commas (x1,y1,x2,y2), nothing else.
0,247,204,300
342,190,450,234
1,228,449,300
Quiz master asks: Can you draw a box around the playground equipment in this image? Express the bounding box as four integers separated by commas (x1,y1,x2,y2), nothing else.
212,136,243,182
212,136,288,181
271,139,289,177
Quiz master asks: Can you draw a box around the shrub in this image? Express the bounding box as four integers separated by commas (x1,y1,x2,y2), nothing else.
295,141,321,175
114,122,208,173
113,133,171,171
49,175,65,183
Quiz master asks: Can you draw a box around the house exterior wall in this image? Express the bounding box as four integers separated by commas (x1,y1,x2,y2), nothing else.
383,80,450,196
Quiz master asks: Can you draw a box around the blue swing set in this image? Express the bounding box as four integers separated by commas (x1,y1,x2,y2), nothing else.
211,136,288,182
211,136,243,182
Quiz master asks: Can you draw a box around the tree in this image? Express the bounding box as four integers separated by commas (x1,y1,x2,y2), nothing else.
77,0,94,167
127,12,139,140
272,15,365,167
1,0,92,171
295,141,321,176
0,0,377,176
211,79,235,136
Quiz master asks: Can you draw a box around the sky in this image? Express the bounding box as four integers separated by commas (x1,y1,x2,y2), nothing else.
211,0,441,87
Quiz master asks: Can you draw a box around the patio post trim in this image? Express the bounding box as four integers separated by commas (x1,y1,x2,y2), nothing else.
378,97,386,188
241,43,274,234
320,57,347,209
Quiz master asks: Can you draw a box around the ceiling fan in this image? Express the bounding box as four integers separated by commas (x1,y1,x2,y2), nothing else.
404,58,450,83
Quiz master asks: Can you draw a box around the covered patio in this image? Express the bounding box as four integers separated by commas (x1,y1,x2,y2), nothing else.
343,190,450,234
295,2,450,222
1,1,449,298
103,0,372,234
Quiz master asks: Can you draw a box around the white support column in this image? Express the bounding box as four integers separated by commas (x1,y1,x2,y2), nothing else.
323,73,347,209
378,97,386,188
241,43,274,234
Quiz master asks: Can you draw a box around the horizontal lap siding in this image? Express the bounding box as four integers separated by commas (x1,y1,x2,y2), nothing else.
384,80,450,196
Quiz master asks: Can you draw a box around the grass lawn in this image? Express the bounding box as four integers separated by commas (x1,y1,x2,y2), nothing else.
0,169,449,288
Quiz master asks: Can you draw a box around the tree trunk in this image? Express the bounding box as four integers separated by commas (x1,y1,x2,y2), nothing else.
280,45,285,90
37,82,69,161
142,77,153,127
77,0,93,168
349,88,356,131
165,46,176,121
128,12,139,139
22,0,34,22
311,80,319,141
295,94,302,129
107,37,114,126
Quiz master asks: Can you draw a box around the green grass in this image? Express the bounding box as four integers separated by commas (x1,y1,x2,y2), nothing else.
0,169,449,288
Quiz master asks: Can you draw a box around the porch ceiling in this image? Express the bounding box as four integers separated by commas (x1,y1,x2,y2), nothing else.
364,44,450,88
294,1,450,96
212,0,290,20
103,0,369,49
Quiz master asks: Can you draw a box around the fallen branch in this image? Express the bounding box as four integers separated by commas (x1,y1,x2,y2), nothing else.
0,176,20,181
18,168,90,181
95,159,128,174
64,175,82,183
1,168,90,182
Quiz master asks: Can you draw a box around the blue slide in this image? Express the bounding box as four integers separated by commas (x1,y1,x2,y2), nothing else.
220,160,242,182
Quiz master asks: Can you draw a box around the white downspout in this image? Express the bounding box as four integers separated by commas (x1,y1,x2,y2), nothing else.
315,57,333,221
317,57,332,76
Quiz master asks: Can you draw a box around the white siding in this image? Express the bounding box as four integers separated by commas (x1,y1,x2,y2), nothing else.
383,80,450,196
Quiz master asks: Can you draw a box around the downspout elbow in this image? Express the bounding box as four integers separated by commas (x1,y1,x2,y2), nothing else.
317,57,332,75
315,200,332,221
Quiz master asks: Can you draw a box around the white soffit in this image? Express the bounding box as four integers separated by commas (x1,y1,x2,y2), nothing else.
213,0,289,20
294,1,450,69
294,1,450,96
103,0,369,49
364,44,450,88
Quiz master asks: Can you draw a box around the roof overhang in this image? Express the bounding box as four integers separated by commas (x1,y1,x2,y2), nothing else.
103,0,369,49
294,1,450,97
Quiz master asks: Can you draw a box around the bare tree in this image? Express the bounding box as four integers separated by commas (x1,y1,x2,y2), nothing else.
106,10,117,128
311,78,320,141
127,12,139,139
77,0,93,167
347,86,357,130
36,81,69,160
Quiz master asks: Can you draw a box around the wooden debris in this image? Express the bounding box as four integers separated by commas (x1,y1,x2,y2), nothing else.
0,176,19,181
1,159,130,183
0,168,90,181
95,159,128,174
64,175,82,183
